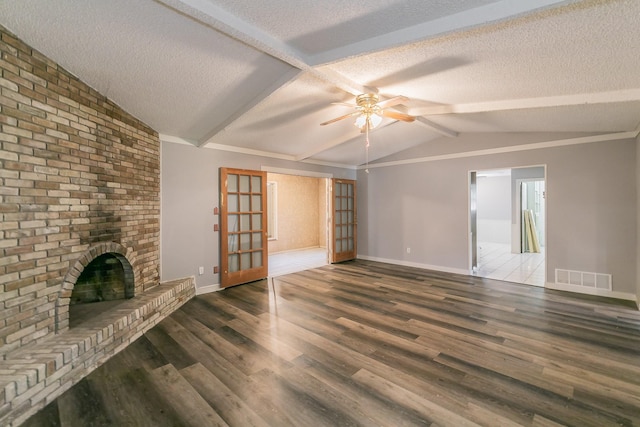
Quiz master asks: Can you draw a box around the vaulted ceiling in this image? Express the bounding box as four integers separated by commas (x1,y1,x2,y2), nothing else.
2,0,639,167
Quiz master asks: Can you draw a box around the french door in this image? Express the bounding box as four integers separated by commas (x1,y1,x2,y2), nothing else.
220,168,268,288
331,178,357,263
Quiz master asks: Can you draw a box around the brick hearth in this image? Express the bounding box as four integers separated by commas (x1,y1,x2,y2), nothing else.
0,277,194,426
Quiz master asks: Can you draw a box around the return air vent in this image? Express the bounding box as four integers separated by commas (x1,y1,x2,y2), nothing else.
555,269,611,291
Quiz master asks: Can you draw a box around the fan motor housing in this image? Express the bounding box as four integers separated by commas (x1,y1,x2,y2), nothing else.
356,93,379,108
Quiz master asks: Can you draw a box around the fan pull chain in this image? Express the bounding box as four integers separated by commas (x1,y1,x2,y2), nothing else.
365,122,370,173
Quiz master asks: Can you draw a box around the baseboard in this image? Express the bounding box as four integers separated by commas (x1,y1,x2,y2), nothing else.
357,254,469,276
270,246,325,255
195,283,221,295
546,281,637,303
194,261,640,309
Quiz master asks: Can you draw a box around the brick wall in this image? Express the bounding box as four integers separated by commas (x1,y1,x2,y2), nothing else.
0,25,160,357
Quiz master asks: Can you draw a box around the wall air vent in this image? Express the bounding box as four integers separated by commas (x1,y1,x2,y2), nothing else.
555,269,611,291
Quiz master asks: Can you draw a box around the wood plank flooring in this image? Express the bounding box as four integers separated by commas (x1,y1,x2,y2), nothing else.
23,260,640,427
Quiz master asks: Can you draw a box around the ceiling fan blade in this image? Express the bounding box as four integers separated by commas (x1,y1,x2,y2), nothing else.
320,111,360,126
331,102,356,107
376,95,409,109
382,110,415,122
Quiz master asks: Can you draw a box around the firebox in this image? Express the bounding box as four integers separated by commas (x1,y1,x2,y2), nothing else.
69,253,134,327
57,242,136,332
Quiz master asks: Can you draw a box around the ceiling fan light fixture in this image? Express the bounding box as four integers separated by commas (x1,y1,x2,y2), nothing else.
354,112,382,130
353,93,383,130
323,92,413,130
370,113,382,128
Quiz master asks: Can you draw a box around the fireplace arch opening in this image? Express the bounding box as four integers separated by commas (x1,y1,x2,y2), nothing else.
57,242,135,332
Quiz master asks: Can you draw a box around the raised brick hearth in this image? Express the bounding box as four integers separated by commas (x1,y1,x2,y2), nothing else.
0,26,194,425
0,277,194,426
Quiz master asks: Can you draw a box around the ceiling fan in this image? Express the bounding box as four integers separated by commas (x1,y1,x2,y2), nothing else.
320,93,415,131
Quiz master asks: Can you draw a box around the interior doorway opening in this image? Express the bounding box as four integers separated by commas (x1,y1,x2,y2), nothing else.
266,172,331,277
470,166,546,286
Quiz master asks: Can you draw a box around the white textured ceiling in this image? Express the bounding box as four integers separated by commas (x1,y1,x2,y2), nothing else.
1,0,639,168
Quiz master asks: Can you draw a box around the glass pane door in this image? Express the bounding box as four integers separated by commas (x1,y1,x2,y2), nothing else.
220,168,268,287
331,179,357,263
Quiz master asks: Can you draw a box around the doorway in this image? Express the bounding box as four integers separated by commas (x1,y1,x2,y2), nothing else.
470,167,546,286
266,172,330,277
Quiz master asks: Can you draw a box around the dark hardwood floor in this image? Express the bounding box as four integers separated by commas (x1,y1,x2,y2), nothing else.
24,260,640,427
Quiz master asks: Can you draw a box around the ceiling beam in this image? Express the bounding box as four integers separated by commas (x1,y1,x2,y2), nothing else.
196,68,301,147
156,0,576,155
414,117,459,138
157,0,306,68
309,0,575,66
156,0,370,96
409,88,640,116
391,105,458,137
156,0,376,147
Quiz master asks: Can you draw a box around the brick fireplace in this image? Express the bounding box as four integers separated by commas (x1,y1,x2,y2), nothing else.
0,26,194,425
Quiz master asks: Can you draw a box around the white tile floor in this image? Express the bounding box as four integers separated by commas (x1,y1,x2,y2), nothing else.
474,242,546,286
268,247,328,277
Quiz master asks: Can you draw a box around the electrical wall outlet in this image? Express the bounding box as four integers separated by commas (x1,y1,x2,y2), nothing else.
406,247,411,254
198,266,204,275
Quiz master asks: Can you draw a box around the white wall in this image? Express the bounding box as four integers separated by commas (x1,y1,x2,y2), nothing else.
477,174,511,244
358,135,637,296
160,142,354,290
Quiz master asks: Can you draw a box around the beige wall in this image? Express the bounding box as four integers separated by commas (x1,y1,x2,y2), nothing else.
267,173,325,253
319,179,328,249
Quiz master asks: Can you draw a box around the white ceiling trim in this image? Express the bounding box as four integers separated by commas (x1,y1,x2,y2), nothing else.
159,134,198,146
309,0,574,66
299,158,357,170
410,88,640,116
261,166,333,178
200,142,356,170
360,131,639,170
204,142,296,160
161,133,356,169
